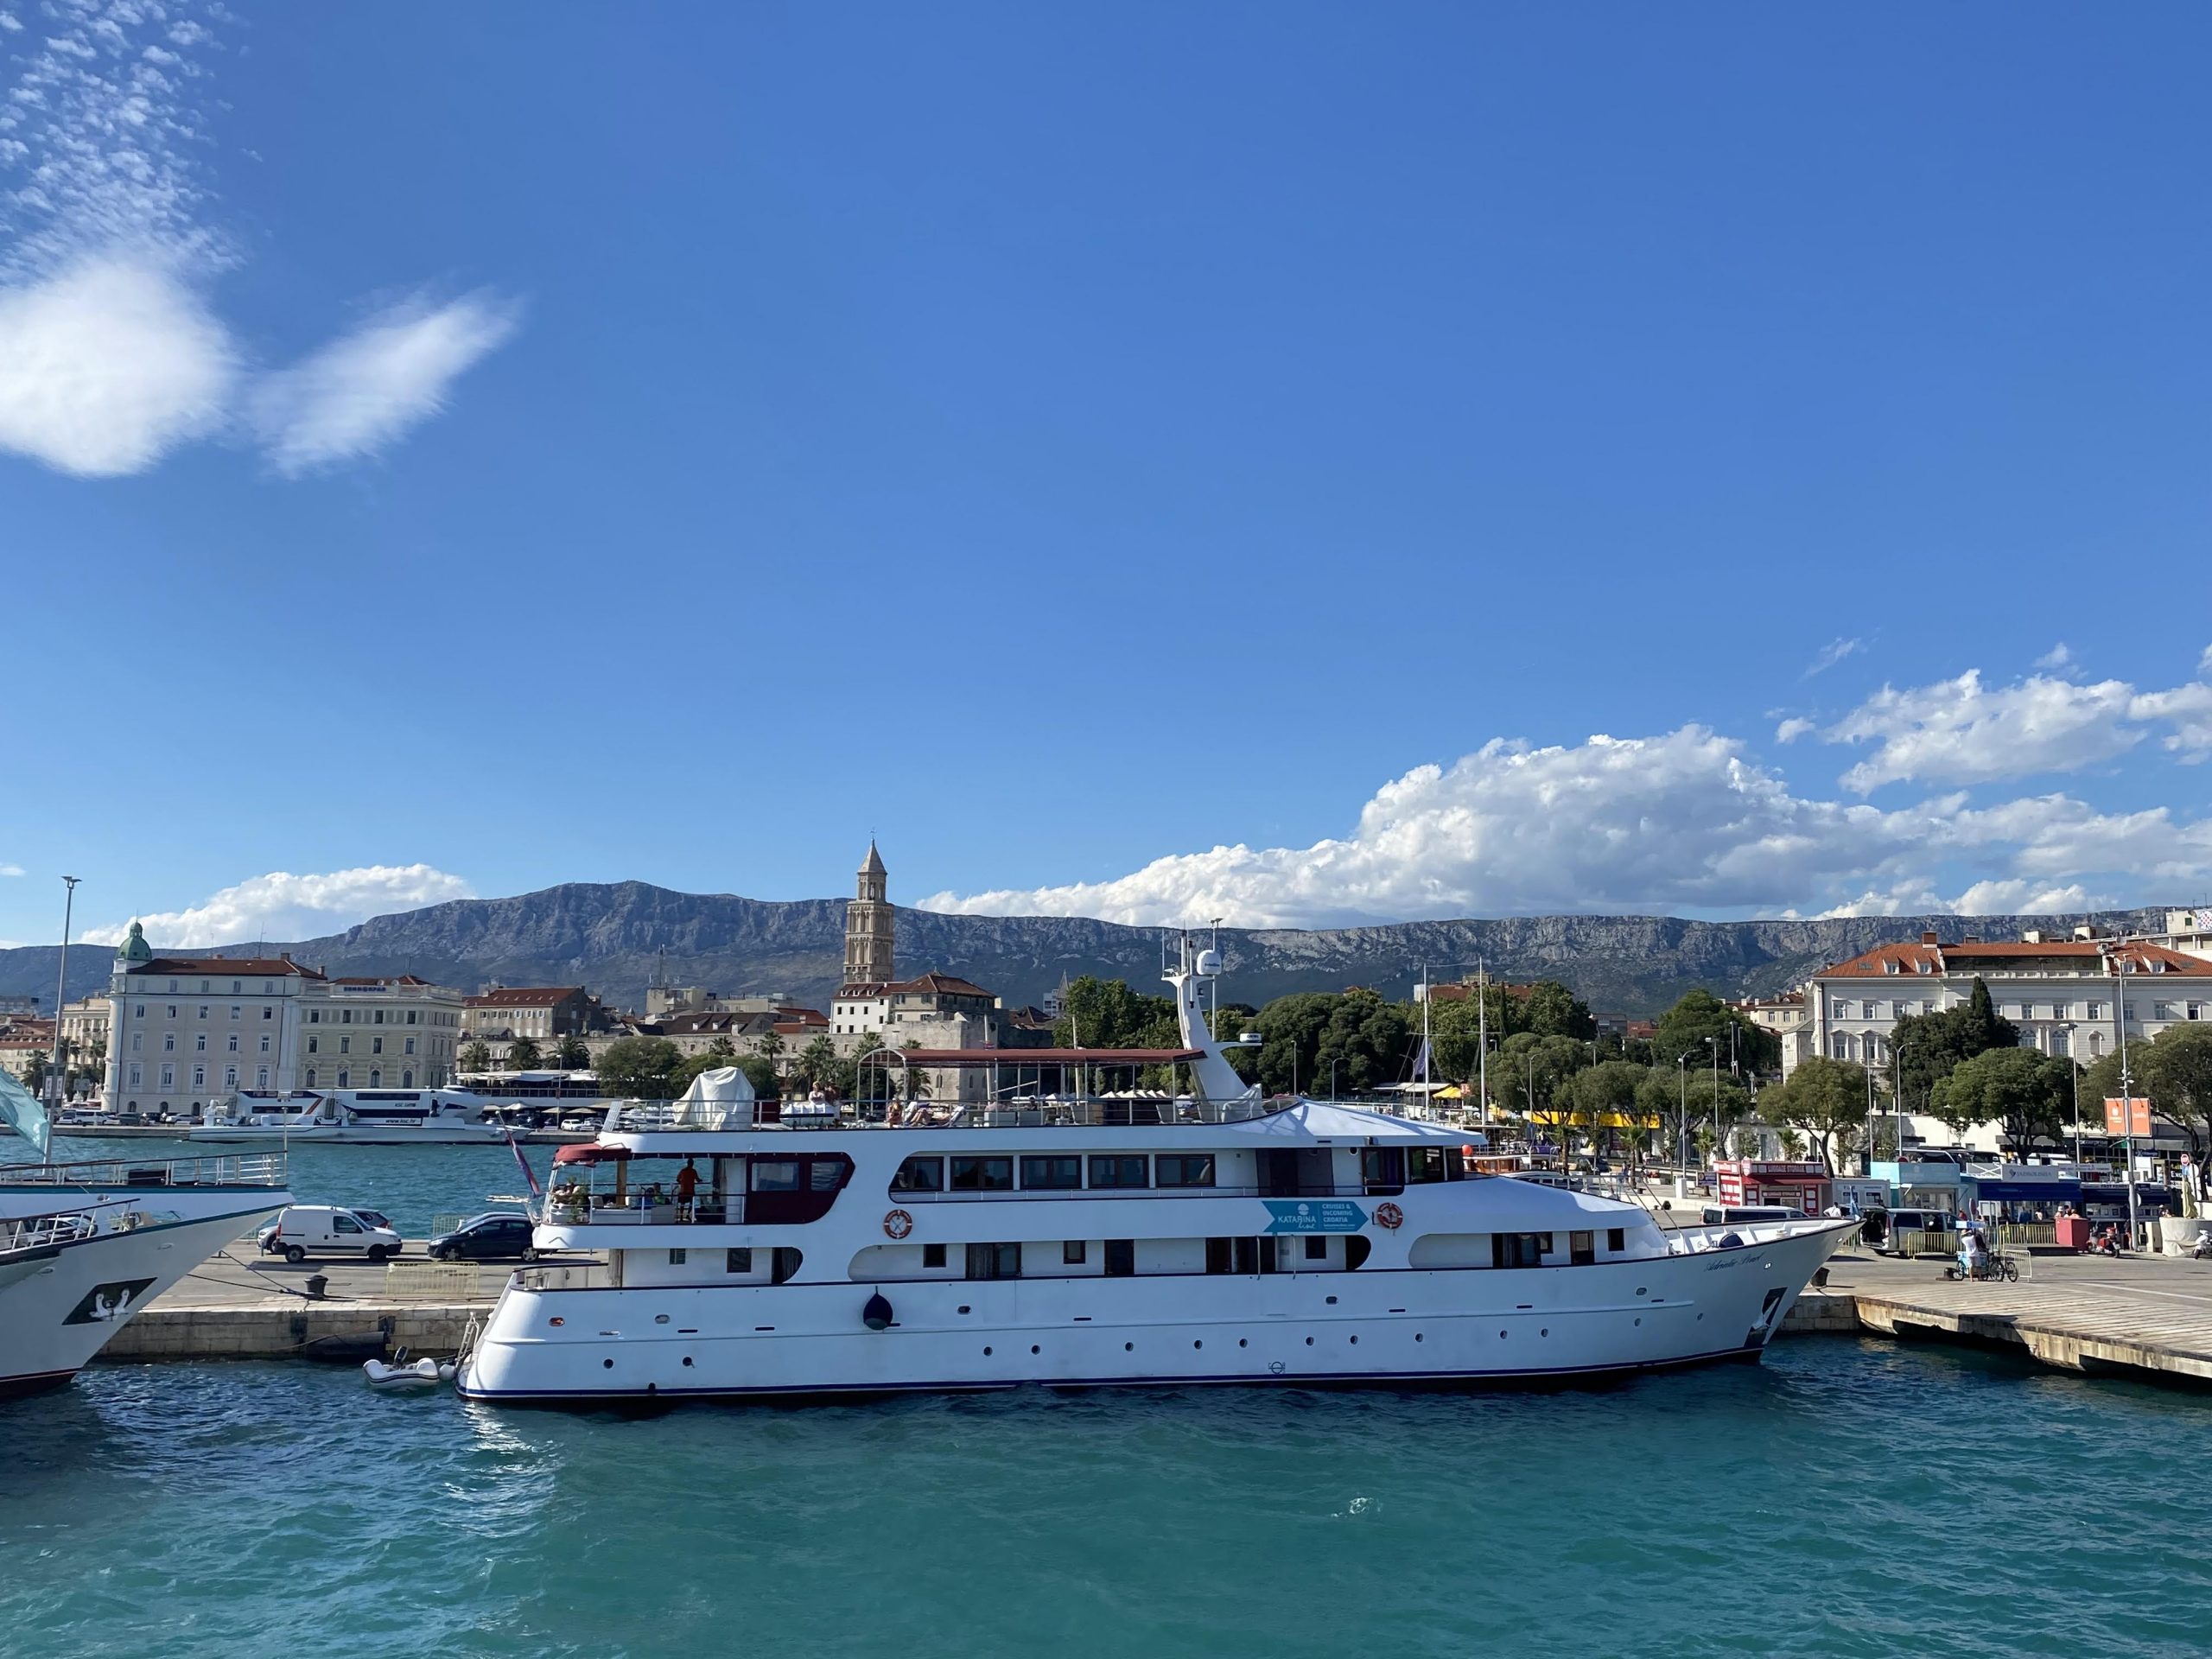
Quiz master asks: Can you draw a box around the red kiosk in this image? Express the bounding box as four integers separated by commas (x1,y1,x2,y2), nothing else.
1716,1159,1831,1215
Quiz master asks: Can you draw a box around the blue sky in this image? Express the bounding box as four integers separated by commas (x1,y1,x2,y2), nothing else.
3,2,2209,946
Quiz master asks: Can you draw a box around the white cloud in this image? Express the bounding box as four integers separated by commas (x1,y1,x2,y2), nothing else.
0,251,236,475
250,293,518,475
0,863,23,877
1803,637,1864,678
84,865,475,948
1775,717,1815,744
922,719,2212,929
1819,658,2212,791
2035,643,2073,670
0,3,513,481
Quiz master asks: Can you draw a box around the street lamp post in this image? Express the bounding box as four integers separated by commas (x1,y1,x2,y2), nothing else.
1330,1058,1341,1103
2116,958,2140,1249
2062,1022,2082,1166
1675,1053,1690,1173
47,876,79,1108
1707,1033,1720,1171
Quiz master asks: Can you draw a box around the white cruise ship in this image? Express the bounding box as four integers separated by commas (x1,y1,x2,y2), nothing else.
0,1149,292,1395
190,1088,512,1144
459,939,1853,1406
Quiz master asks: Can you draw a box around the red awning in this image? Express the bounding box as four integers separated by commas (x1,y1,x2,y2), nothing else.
552,1142,632,1165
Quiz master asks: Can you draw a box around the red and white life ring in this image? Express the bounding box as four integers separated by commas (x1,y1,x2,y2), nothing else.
883,1208,914,1240
1374,1202,1404,1230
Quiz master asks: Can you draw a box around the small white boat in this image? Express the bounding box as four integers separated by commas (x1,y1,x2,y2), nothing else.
363,1355,452,1391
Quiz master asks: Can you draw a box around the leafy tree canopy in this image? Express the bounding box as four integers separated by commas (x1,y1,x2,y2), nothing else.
1890,977,2019,1106
1927,1045,2069,1156
1763,1055,1872,1173
596,1036,684,1100
1653,988,1779,1076
505,1036,543,1069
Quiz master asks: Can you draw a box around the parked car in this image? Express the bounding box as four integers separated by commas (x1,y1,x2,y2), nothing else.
428,1212,540,1262
257,1205,404,1264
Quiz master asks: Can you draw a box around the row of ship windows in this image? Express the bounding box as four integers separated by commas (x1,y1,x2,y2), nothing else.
303,1071,423,1088
887,1147,1465,1195
659,1228,1634,1281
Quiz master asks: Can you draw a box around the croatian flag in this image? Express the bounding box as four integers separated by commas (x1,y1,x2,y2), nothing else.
504,1127,543,1198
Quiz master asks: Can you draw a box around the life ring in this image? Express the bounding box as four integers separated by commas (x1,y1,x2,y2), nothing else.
1374,1202,1404,1230
883,1208,914,1240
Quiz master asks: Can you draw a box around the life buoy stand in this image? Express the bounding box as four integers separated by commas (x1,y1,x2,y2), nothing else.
883,1208,914,1240
1375,1202,1404,1230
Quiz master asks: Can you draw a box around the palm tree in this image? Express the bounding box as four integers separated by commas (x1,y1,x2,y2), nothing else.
555,1035,590,1070
507,1037,543,1069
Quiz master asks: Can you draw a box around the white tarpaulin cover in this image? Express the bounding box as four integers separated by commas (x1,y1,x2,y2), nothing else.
671,1065,756,1128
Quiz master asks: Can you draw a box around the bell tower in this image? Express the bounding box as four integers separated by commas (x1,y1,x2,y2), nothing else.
842,841,895,989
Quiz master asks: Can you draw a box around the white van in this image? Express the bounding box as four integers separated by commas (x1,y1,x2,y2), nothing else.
257,1205,404,1264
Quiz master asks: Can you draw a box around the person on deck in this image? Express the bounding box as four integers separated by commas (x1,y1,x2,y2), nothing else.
675,1158,700,1223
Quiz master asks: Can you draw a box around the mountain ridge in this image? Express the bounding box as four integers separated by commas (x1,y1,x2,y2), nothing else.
0,883,2170,1019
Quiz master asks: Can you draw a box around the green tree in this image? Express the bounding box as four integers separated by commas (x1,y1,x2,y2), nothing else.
20,1052,48,1096
506,1036,543,1069
1491,1033,1591,1122
1927,1046,2069,1156
1652,988,1779,1077
1635,1068,1687,1160
1313,988,1417,1098
1522,980,1598,1041
2142,1024,2212,1168
458,1039,491,1073
596,1035,684,1099
793,1034,856,1098
555,1035,590,1069
1052,976,1181,1051
755,1030,786,1077
1890,977,2019,1106
1570,1059,1644,1162
1763,1056,1872,1173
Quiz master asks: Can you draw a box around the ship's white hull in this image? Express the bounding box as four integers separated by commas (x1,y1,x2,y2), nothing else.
0,1200,285,1395
460,1221,1849,1404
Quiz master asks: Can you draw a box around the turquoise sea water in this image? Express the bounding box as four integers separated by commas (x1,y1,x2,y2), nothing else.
4,1340,2209,1659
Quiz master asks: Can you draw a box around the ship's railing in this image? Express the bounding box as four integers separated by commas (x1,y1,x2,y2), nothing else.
1664,1218,1850,1255
0,1152,289,1189
510,1262,619,1292
600,1095,1302,1134
0,1207,103,1253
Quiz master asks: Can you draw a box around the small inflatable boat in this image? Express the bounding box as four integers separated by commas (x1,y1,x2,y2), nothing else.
363,1355,455,1391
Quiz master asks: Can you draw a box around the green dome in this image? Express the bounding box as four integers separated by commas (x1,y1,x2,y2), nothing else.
116,919,153,963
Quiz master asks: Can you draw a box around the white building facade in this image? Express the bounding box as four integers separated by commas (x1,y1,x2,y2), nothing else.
307,976,467,1090
1808,931,2212,1074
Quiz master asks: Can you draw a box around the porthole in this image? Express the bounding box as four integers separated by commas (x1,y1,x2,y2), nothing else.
1636,1287,1647,1297
549,1316,565,1327
1238,1338,1248,1348
1414,1333,1424,1343
1349,1335,1358,1345
1540,1328,1548,1338
983,1346,993,1357
1633,1319,1641,1327
602,1358,613,1370
1305,1337,1314,1346
1193,1339,1203,1350
1124,1342,1134,1351
654,1314,670,1325
1030,1344,1040,1355
1498,1331,1507,1338
683,1356,695,1366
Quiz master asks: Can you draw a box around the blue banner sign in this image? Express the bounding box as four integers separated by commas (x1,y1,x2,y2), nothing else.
1262,1199,1368,1234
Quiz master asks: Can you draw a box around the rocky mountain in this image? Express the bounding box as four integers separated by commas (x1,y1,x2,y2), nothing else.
0,883,2170,1019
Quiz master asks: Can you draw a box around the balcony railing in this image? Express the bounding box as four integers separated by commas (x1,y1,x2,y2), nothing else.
0,1152,289,1189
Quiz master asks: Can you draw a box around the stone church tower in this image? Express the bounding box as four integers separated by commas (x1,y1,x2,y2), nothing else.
842,840,895,990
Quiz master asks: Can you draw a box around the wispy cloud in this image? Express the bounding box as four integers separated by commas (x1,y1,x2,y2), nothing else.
1803,637,1864,678
2036,643,2074,670
0,3,516,481
0,863,24,878
83,864,475,948
251,293,519,475
1774,717,1815,744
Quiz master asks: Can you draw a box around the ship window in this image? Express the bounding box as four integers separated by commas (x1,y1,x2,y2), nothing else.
1608,1228,1626,1253
809,1159,846,1192
1205,1236,1233,1274
1020,1155,1082,1190
1304,1235,1329,1261
965,1242,1020,1280
1063,1240,1087,1265
726,1249,753,1274
1088,1154,1150,1189
891,1155,945,1192
1231,1236,1262,1274
772,1248,802,1284
669,1249,687,1267
1493,1233,1551,1268
1570,1230,1596,1266
1157,1154,1216,1189
1408,1147,1447,1185
923,1243,946,1268
1361,1147,1406,1192
950,1156,1014,1192
1344,1236,1372,1270
751,1160,802,1193
1104,1239,1135,1277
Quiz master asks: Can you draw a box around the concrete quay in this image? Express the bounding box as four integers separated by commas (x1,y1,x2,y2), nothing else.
93,1246,546,1363
1782,1247,2212,1388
